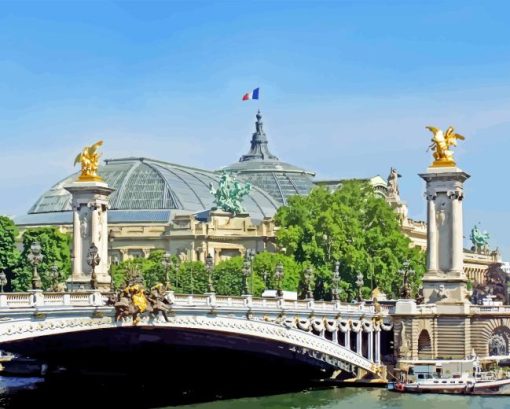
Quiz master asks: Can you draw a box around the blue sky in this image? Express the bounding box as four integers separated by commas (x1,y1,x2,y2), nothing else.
1,1,509,256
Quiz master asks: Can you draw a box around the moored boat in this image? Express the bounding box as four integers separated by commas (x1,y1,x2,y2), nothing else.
391,358,510,395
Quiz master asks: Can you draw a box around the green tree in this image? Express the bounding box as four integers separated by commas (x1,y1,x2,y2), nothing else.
176,261,208,294
251,252,302,296
275,181,425,300
13,227,71,291
213,257,249,296
0,216,19,291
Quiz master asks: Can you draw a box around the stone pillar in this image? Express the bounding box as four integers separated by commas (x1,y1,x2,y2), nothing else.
332,329,338,344
426,194,438,272
419,167,470,304
375,329,381,364
345,329,351,350
356,331,363,355
65,181,114,292
368,330,374,362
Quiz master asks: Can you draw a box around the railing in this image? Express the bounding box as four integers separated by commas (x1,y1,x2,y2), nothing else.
0,292,388,316
471,305,510,314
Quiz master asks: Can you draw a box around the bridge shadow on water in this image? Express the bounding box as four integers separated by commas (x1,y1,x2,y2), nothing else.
1,327,334,409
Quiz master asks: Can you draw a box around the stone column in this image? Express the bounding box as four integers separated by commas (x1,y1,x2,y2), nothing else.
426,193,438,272
367,330,374,362
72,204,81,277
332,329,338,344
356,331,363,355
375,329,381,364
345,329,351,350
449,190,464,274
65,181,114,292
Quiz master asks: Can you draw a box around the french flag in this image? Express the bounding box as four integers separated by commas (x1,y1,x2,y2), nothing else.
242,88,260,101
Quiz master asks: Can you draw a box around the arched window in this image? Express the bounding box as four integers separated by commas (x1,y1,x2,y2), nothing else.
418,330,432,359
489,327,510,356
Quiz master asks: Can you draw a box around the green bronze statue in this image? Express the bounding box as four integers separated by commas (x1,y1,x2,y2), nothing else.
210,172,251,215
470,225,490,254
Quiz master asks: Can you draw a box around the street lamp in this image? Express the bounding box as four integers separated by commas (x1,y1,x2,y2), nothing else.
275,262,284,298
355,271,364,302
162,253,172,288
87,243,101,290
398,260,414,299
242,257,251,295
304,267,314,300
28,241,43,290
331,261,341,301
205,254,215,293
49,265,61,292
0,271,7,293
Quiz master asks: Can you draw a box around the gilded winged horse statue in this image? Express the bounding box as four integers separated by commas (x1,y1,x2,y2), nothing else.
426,126,465,167
74,140,104,181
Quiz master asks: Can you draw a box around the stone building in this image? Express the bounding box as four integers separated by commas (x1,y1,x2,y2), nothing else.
14,112,502,278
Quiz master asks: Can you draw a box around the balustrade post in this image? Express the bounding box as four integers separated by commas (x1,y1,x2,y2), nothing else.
0,294,7,308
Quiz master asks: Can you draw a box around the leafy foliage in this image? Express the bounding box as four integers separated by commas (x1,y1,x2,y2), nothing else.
275,181,425,300
0,216,19,290
13,227,71,291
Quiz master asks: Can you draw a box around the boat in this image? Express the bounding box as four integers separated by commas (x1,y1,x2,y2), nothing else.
391,358,510,395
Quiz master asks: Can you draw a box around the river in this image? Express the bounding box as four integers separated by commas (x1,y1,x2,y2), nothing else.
1,377,509,409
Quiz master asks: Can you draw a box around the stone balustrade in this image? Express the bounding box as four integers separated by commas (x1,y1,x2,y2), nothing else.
0,291,392,316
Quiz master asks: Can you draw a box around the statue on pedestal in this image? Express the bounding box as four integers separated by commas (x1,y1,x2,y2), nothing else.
387,167,401,199
74,140,104,182
426,126,465,167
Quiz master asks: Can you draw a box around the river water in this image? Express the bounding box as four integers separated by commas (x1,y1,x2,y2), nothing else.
178,387,509,409
1,377,509,409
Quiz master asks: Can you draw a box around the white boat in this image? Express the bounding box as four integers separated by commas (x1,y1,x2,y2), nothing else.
392,358,510,395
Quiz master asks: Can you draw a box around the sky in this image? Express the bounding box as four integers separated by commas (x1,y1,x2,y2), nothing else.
0,1,509,256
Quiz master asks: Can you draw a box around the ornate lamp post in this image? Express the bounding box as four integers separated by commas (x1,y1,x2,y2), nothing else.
49,265,61,292
398,260,414,299
87,243,101,290
205,254,215,293
355,271,364,302
242,256,251,295
275,262,284,298
162,253,172,288
331,261,341,301
262,270,269,290
28,241,43,290
304,267,314,299
0,271,7,293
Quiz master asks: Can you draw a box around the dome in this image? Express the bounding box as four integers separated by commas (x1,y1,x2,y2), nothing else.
221,111,315,204
20,157,280,225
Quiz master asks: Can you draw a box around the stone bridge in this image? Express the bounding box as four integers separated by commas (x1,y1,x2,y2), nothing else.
0,291,393,377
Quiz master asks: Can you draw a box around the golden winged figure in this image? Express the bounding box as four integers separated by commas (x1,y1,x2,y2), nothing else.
74,140,104,182
426,126,465,167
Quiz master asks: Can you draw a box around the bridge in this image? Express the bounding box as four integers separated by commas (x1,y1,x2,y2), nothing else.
0,291,393,378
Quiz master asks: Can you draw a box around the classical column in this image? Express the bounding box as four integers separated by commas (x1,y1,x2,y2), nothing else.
367,330,374,362
449,191,464,273
375,329,381,364
426,193,438,272
345,329,351,350
72,204,81,277
90,204,98,246
332,329,338,344
356,331,363,355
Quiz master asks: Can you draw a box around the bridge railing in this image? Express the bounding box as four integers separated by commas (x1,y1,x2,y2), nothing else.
470,305,510,314
0,291,392,315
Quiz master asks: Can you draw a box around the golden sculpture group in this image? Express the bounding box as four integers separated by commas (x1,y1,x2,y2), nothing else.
426,126,465,167
74,140,104,182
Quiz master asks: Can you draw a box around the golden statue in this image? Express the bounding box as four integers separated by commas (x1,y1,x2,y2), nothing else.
74,140,104,182
426,126,465,167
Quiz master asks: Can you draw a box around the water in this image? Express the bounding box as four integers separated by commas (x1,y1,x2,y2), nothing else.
1,378,509,409
178,388,510,409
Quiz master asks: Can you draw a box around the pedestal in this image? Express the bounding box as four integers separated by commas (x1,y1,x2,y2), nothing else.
64,181,114,292
419,167,470,303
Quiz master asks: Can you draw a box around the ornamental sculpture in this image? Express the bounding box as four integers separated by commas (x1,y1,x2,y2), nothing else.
210,171,251,215
74,140,104,182
470,224,490,254
426,126,465,168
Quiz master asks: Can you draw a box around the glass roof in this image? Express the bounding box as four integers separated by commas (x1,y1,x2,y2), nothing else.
28,158,280,221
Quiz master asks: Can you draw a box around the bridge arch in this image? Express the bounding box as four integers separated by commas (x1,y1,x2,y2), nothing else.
417,329,432,359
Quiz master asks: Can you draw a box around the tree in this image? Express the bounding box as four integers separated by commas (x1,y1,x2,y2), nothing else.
13,227,71,291
251,252,302,296
0,216,19,291
275,182,425,300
